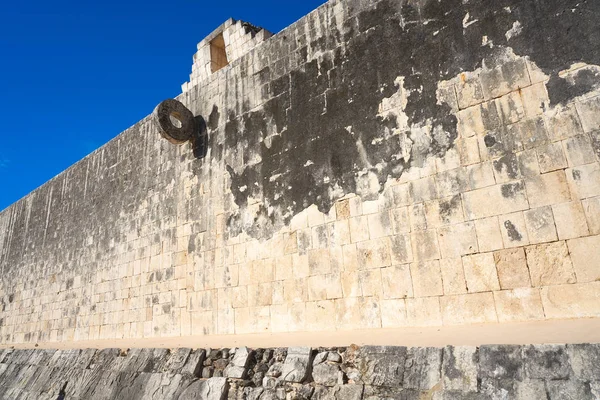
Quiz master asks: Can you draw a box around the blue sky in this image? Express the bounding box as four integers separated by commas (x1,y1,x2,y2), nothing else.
0,0,327,211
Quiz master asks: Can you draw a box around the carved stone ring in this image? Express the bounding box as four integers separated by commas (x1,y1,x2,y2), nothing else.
152,99,197,144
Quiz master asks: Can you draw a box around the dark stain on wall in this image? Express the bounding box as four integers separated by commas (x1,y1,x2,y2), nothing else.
221,0,600,238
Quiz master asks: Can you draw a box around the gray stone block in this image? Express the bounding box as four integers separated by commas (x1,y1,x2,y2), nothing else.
356,346,407,387
523,344,572,379
180,349,206,377
443,346,478,392
280,347,313,383
546,380,595,400
568,343,600,381
403,347,442,390
224,346,251,379
479,345,523,380
178,377,229,400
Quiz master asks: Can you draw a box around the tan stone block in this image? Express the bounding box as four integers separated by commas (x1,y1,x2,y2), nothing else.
493,288,544,322
458,136,481,166
392,183,411,207
462,181,529,220
307,205,325,227
381,265,413,299
567,235,600,282
329,246,344,274
358,269,382,297
493,248,531,289
566,163,600,199
462,253,500,293
436,147,462,172
410,176,438,203
582,196,600,235
499,212,530,248
425,196,465,228
524,206,558,244
340,271,361,298
541,282,600,319
335,199,350,219
334,297,381,330
283,278,307,304
438,222,478,258
410,260,443,297
328,220,351,247
552,201,590,240
521,82,549,117
349,216,370,243
409,203,428,231
231,286,248,308
342,244,359,271
389,234,413,265
526,242,576,286
311,225,329,249
284,231,298,255
457,104,485,138
367,211,393,239
381,299,408,328
391,206,411,234
563,134,596,167
525,170,571,208
475,216,504,252
440,293,498,325
439,257,467,295
248,283,273,307
411,230,440,261
406,297,442,326
546,104,584,141
456,72,485,109
308,248,331,276
357,238,391,269
495,91,525,123
536,142,567,173
292,254,310,278
305,300,336,331
275,255,293,281
576,95,600,133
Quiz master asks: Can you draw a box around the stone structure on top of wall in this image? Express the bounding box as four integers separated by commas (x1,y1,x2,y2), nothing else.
0,0,599,347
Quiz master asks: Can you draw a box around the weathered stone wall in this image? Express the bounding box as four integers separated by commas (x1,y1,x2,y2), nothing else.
1,344,600,399
0,0,600,345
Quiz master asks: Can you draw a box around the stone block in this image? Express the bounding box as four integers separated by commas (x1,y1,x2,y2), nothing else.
410,230,440,261
334,297,381,330
380,299,408,328
493,248,530,289
576,95,600,133
517,148,542,178
493,288,544,322
437,222,478,258
499,212,530,248
495,91,525,124
474,216,504,252
541,282,600,318
552,201,590,240
567,235,600,282
462,253,500,293
546,380,595,400
381,265,413,299
312,353,342,387
357,238,391,269
367,211,393,239
358,269,382,297
410,176,438,203
280,347,313,383
406,297,442,326
349,216,370,243
440,292,497,325
178,377,229,400
390,207,410,234
410,203,428,231
566,163,600,199
462,181,529,220
526,241,576,286
546,104,584,141
456,72,485,109
403,347,442,390
389,234,413,265
564,134,596,167
492,153,522,184
410,260,443,297
441,346,478,393
478,345,523,379
481,58,530,99
527,171,572,210
582,196,600,234
523,206,558,244
439,257,467,295
355,346,407,387
536,142,567,173
436,168,470,198
521,82,549,117
568,343,600,381
523,344,571,379
425,196,465,227
457,136,481,166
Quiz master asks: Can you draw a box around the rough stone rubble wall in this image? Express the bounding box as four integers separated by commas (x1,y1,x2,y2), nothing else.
0,0,600,345
1,344,600,399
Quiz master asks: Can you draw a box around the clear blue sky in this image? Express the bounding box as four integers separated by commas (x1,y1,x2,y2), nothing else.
0,0,326,211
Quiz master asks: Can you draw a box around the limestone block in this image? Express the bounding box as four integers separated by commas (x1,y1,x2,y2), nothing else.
480,58,530,99
308,248,331,276
354,346,407,387
340,271,361,298
495,91,525,124
403,347,442,390
492,153,522,184
367,211,393,239
523,206,558,244
456,72,485,109
563,134,596,167
493,288,544,322
521,82,549,117
567,235,600,282
474,216,504,253
457,105,485,138
224,347,251,379
389,234,413,265
440,292,497,325
410,260,443,297
334,297,381,330
358,269,382,297
462,253,500,293
493,248,531,289
436,168,470,198
526,241,576,286
523,344,571,379
546,380,594,400
499,212,530,248
518,117,551,150
390,207,410,234
349,216,369,243
552,201,590,240
536,142,567,173
517,148,542,178
409,176,438,203
410,230,440,261
478,345,523,379
541,282,600,319
439,257,467,295
568,343,600,381
406,297,442,326
409,203,428,231
442,346,478,392
380,299,408,328
546,104,584,141
458,136,481,166
437,222,478,258
178,377,229,400
582,196,600,234
357,238,391,269
566,163,600,199
424,196,465,228
462,181,529,220
381,265,413,299
524,170,571,209
576,95,600,133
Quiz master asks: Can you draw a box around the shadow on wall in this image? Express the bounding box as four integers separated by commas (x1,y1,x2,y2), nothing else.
192,116,208,159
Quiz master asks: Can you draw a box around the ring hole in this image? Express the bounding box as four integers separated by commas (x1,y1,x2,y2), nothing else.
170,112,183,129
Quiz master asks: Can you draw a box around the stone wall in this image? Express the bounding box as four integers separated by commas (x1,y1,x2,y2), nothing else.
1,344,600,399
0,0,600,345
